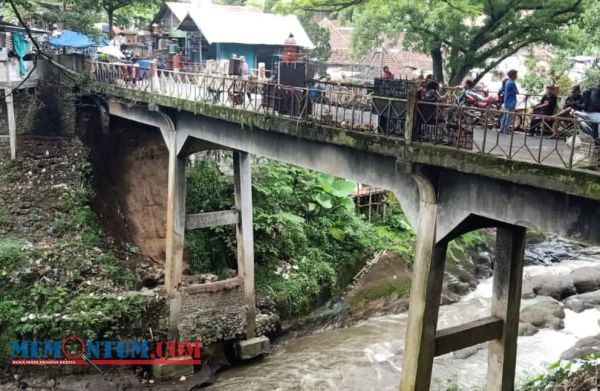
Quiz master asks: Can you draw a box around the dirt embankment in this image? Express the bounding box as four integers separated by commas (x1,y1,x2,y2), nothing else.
84,117,170,263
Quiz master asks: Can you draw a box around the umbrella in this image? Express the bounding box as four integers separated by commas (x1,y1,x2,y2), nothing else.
97,45,125,59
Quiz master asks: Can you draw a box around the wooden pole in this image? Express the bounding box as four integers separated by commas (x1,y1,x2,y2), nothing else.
487,226,526,390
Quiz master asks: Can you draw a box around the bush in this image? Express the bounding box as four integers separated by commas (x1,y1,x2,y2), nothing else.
185,158,416,318
580,67,600,91
0,238,26,265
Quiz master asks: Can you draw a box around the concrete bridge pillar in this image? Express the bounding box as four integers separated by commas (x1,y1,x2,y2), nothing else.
400,177,527,390
233,150,257,337
165,130,187,339
400,174,447,391
487,226,526,390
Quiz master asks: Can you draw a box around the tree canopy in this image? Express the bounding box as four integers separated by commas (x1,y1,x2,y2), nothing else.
287,0,591,85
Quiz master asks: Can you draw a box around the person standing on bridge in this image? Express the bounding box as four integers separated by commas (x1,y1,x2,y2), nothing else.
500,69,519,134
382,65,394,80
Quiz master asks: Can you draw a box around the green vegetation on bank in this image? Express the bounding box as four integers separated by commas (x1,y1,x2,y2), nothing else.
186,156,486,319
0,149,149,367
521,356,600,390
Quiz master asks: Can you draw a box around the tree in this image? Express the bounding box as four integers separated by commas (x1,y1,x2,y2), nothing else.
75,0,156,37
297,14,331,65
286,0,588,85
113,0,162,30
521,51,574,94
581,67,600,91
266,4,331,73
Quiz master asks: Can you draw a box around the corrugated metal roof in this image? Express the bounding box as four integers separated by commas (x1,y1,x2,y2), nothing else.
177,9,314,48
162,2,261,23
0,21,48,34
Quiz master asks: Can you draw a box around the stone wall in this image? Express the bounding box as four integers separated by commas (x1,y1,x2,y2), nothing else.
178,278,249,344
0,89,39,136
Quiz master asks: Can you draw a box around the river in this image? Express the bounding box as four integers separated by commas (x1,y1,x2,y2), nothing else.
207,238,600,391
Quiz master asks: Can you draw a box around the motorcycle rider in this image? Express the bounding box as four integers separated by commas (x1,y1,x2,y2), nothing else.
457,80,474,105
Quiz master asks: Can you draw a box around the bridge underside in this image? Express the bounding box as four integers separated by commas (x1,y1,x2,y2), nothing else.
101,99,600,390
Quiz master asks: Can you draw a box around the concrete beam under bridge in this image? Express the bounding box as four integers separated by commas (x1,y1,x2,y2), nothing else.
107,100,422,228
106,100,600,245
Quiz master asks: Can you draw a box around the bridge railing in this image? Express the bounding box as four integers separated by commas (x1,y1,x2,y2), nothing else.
87,61,599,171
442,86,567,111
414,100,600,169
88,61,410,137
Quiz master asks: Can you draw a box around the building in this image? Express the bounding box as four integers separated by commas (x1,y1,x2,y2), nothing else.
318,18,432,81
317,17,362,78
0,21,47,160
153,1,313,68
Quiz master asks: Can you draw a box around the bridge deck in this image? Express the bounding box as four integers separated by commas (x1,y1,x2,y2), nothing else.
85,62,600,202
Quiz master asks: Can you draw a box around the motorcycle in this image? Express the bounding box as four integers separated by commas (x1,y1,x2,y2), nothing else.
462,90,503,110
454,90,503,126
571,110,600,143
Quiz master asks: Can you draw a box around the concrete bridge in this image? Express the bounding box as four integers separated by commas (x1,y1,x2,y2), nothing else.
74,60,600,390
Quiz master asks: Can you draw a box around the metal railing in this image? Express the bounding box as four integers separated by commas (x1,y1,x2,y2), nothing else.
414,100,599,169
442,86,568,112
88,61,409,137
86,61,599,171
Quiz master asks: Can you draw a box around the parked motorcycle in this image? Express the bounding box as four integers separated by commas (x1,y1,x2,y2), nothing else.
462,90,503,110
571,109,600,143
455,90,503,126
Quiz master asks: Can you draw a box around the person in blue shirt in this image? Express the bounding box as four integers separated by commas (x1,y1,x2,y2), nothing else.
500,69,519,133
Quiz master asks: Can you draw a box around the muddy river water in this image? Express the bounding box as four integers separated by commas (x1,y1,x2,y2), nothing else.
208,239,600,390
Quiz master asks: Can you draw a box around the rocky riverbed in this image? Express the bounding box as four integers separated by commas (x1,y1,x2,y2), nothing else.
202,235,600,391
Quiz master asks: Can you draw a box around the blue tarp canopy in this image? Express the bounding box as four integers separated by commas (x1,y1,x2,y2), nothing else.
49,30,100,49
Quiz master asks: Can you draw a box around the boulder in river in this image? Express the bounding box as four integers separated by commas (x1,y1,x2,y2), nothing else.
571,267,600,293
561,334,600,360
518,322,539,336
522,266,600,301
519,297,565,330
564,290,600,313
523,274,577,301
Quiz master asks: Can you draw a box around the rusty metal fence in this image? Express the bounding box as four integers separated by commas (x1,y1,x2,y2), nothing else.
87,61,599,171
414,100,599,169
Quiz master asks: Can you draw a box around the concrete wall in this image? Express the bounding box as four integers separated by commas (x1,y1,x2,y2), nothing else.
178,278,248,344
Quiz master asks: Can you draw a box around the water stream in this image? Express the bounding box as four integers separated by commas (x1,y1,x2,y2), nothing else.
207,238,600,391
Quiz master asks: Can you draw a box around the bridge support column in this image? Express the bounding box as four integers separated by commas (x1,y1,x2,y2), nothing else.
233,150,256,338
487,226,526,390
165,131,187,339
400,176,446,391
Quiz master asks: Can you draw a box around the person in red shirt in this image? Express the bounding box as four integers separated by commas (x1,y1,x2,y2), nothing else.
172,51,182,72
382,65,394,80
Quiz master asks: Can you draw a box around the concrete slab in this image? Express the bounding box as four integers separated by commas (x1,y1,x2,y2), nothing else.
234,336,270,360
151,356,195,381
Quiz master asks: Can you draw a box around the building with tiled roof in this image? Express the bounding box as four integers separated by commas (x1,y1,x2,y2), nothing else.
318,17,432,80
